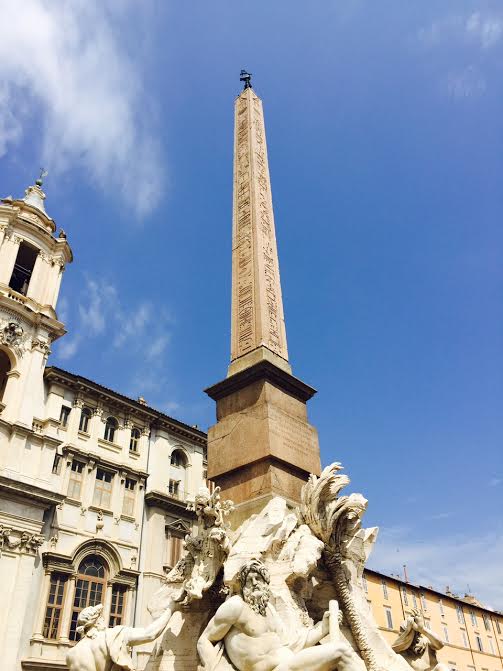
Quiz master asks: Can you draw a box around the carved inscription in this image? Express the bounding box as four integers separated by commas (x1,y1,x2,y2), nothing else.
268,406,318,469
231,90,288,362
234,96,254,355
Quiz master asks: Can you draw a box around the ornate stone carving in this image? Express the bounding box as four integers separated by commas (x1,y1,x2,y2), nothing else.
0,525,44,555
65,602,176,671
298,463,382,671
166,486,234,605
31,337,52,357
230,87,289,364
0,320,28,357
392,610,449,671
197,558,359,671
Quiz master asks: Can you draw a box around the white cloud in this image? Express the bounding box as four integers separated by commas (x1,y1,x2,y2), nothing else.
145,334,170,360
0,0,163,218
465,12,503,49
369,526,503,610
419,12,503,49
489,477,502,487
56,335,81,361
447,65,486,99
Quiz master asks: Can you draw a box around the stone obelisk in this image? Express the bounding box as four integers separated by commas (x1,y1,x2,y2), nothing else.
205,73,320,519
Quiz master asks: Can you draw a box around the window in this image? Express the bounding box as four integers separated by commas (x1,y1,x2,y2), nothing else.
170,449,187,468
455,604,464,624
168,479,180,499
496,619,501,634
461,630,468,647
401,586,408,606
93,468,113,509
483,613,491,632
79,407,92,433
469,610,476,626
109,585,127,627
443,626,449,643
420,593,427,610
52,453,62,475
0,350,11,403
425,620,431,630
122,478,136,517
9,242,38,295
104,416,118,443
43,573,67,640
439,599,444,617
475,635,483,652
362,575,368,594
412,592,418,609
489,637,495,654
129,428,140,453
167,530,184,568
384,607,393,629
68,460,85,500
59,405,71,428
381,579,388,600
69,556,107,641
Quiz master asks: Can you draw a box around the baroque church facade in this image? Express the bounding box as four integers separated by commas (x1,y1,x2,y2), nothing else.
0,90,502,671
0,180,207,670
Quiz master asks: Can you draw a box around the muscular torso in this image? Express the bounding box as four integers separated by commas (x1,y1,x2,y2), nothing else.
402,645,438,671
66,632,112,671
224,601,293,671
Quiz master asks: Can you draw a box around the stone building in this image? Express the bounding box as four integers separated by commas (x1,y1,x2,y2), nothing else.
0,182,207,671
363,569,503,671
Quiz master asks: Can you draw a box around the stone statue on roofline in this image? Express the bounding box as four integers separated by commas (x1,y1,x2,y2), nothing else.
392,609,449,671
65,602,175,671
197,558,361,671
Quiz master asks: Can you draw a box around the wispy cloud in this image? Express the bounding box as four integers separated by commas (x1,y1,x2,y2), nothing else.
0,0,163,218
369,526,503,610
53,274,180,410
447,66,486,99
489,477,502,487
418,12,503,49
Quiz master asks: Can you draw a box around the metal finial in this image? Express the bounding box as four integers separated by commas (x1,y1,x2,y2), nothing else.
240,70,252,90
36,168,48,187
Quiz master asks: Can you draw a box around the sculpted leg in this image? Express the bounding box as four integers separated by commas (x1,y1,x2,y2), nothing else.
274,642,357,671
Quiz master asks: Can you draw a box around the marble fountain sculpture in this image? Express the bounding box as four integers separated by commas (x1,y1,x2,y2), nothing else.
67,465,442,671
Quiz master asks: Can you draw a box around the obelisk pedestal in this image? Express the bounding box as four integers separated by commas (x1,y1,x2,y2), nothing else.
206,80,320,522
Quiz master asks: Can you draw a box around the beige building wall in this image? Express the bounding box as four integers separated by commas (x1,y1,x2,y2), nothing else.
364,569,503,671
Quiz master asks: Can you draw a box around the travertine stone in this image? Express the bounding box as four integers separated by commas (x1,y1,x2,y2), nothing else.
207,377,320,507
229,87,290,376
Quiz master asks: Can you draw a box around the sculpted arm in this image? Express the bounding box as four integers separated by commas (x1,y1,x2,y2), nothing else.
124,600,176,647
198,596,243,669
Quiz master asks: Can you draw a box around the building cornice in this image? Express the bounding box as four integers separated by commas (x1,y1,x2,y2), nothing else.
205,360,317,403
0,474,65,506
45,366,207,446
144,490,196,518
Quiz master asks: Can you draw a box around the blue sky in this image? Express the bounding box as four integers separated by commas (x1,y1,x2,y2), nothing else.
1,1,502,607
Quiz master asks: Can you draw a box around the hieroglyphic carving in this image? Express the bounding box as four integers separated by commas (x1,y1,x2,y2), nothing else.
231,89,288,363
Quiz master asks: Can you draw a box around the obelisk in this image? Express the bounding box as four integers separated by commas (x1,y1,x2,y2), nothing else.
205,73,320,519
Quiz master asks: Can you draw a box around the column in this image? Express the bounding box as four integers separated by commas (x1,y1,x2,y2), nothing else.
25,251,47,303
103,582,113,623
0,232,21,285
50,263,65,309
59,574,77,643
31,569,52,642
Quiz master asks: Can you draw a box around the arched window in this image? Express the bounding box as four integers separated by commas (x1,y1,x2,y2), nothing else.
69,556,108,641
129,428,141,453
104,416,118,443
9,241,38,295
0,350,11,404
79,407,92,433
170,449,187,468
